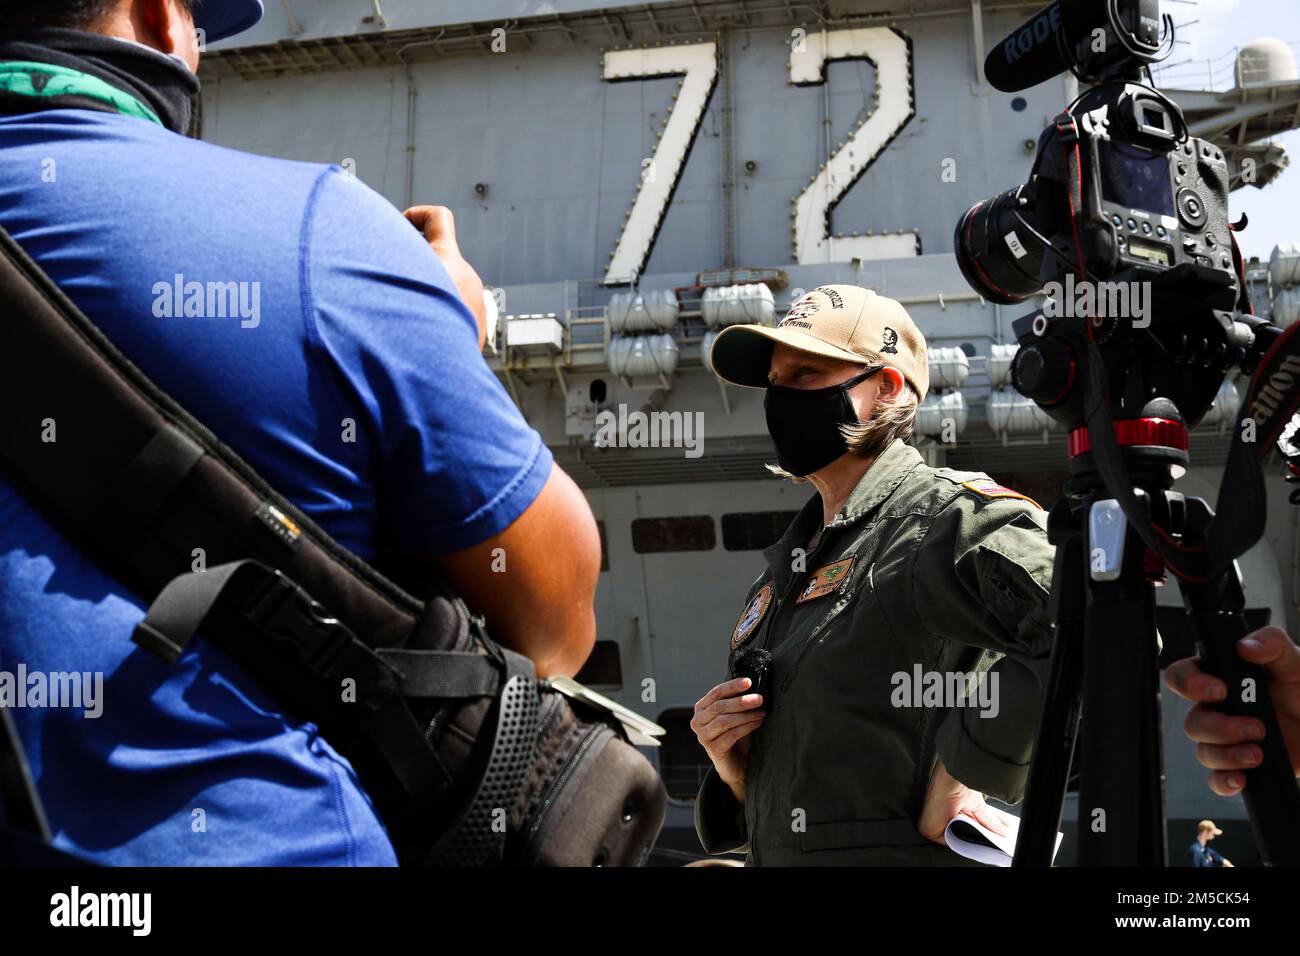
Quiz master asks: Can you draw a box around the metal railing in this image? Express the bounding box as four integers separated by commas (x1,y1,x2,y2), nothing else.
1151,40,1300,93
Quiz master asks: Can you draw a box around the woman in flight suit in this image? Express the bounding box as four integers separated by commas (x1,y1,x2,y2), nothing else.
691,284,1057,865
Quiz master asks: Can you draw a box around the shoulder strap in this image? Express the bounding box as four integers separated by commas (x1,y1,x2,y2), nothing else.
0,705,50,844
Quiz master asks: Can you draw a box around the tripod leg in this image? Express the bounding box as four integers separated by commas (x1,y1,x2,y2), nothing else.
1077,499,1167,866
1014,527,1085,866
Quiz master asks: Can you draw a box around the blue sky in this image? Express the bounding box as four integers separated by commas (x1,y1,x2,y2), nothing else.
1152,0,1300,262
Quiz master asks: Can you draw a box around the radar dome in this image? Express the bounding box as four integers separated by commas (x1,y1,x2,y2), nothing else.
1236,38,1298,87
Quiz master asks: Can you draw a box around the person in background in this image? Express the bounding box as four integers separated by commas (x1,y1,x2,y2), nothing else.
1187,820,1233,867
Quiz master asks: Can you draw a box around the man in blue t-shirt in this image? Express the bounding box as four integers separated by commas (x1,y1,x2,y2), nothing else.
0,0,600,865
1186,820,1233,867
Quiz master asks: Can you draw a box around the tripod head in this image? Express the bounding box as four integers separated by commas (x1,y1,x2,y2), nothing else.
1007,268,1272,495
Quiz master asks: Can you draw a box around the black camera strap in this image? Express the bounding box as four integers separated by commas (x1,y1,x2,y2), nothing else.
1054,112,1089,280
1210,322,1300,573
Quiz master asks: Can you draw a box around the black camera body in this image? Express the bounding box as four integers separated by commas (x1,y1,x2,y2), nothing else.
1040,84,1236,303
955,0,1239,315
956,82,1238,312
955,0,1256,436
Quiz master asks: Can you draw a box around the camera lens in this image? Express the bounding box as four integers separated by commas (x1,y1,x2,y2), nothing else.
954,186,1045,304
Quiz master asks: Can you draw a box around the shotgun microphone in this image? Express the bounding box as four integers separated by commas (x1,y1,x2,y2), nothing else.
982,0,1162,93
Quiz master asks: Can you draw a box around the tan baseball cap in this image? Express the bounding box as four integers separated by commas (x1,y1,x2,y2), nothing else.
1198,820,1223,836
709,285,930,400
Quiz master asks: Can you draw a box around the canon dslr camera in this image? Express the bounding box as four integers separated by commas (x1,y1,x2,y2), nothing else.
955,0,1240,314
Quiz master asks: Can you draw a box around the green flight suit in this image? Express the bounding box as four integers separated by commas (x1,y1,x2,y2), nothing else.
695,437,1056,865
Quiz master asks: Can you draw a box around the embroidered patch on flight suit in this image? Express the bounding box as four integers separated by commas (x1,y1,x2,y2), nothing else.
961,479,1043,510
795,556,856,604
731,583,773,650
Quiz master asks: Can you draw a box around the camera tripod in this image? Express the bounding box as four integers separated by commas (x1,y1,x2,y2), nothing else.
1009,316,1300,867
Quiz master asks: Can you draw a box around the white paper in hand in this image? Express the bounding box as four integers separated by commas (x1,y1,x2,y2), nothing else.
944,813,1063,866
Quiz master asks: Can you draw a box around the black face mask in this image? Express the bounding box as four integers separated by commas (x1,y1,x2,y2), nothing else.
764,365,883,477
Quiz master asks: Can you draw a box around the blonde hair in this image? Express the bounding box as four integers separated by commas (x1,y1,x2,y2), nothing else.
765,365,920,482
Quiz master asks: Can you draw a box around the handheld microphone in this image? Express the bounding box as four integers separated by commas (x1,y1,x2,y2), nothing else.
731,646,773,709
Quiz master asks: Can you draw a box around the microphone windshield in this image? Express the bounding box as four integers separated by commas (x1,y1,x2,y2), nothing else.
983,0,1069,93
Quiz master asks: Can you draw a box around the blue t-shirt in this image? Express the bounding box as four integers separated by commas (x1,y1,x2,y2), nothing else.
1187,842,1224,867
0,108,552,865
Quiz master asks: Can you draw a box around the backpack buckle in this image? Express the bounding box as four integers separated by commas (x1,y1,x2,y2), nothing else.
243,570,355,678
